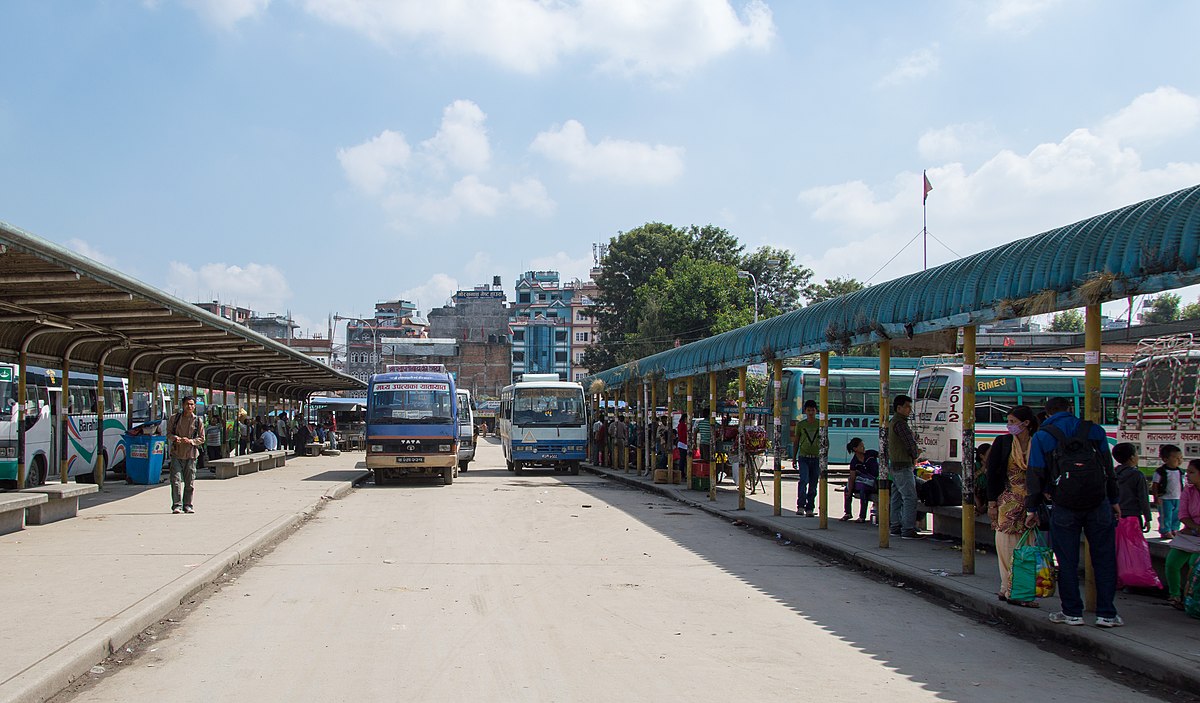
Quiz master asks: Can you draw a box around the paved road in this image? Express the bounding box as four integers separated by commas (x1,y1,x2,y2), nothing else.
62,441,1162,702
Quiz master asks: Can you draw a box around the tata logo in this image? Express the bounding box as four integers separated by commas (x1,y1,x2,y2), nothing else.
406,445,416,452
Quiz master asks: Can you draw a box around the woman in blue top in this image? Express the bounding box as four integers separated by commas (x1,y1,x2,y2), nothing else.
844,437,879,523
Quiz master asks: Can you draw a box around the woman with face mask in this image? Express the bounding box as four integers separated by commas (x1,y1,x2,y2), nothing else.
985,405,1040,606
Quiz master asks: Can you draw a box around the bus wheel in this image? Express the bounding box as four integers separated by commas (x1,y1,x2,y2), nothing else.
458,459,469,472
25,458,46,488
506,458,514,472
373,470,386,486
568,462,580,476
514,462,523,475
76,470,96,484
442,466,454,485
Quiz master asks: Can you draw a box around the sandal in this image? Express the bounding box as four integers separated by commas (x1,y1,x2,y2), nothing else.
840,514,852,521
1006,598,1040,608
1169,597,1185,611
997,593,1007,602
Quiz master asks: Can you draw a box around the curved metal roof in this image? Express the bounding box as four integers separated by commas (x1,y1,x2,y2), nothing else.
0,221,364,398
588,184,1200,388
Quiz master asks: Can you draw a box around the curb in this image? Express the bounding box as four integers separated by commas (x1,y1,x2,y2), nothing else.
586,464,1200,693
4,469,371,703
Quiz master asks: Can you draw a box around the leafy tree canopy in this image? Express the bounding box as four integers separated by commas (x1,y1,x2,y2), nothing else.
803,276,866,305
1143,293,1181,324
1048,309,1085,332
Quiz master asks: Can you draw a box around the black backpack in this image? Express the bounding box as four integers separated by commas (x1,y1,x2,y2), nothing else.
918,472,963,507
1044,421,1108,510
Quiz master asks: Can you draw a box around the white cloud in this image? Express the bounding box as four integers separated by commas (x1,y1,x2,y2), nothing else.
464,252,493,280
398,273,460,314
167,261,292,313
303,0,773,76
986,0,1062,33
917,122,1000,163
339,101,555,224
336,129,412,195
797,87,1200,287
531,119,685,185
878,44,939,87
66,238,118,267
1098,86,1200,146
421,100,491,174
183,0,271,27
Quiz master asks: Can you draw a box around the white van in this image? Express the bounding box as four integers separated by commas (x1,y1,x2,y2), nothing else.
457,389,476,471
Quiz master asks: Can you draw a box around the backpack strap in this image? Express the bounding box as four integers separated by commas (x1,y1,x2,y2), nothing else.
1043,424,1067,445
1074,420,1094,440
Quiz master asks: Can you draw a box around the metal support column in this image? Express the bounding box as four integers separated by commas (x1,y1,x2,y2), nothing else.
650,380,658,477
878,341,892,548
686,377,695,489
819,351,830,529
1084,303,1103,611
772,359,783,516
962,326,977,574
708,371,718,502
737,366,747,510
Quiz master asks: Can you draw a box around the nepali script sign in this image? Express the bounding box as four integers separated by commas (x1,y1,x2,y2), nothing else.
373,382,450,392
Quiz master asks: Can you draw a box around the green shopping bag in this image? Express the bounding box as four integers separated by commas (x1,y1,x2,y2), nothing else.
1010,528,1055,603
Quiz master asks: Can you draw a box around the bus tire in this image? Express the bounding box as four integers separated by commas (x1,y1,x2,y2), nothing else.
443,466,454,485
506,458,514,472
568,462,580,476
514,462,523,475
373,470,386,486
25,457,46,488
458,459,469,472
76,470,96,484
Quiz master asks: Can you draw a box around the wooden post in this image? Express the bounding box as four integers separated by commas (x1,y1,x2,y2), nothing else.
962,326,977,574
95,358,106,489
1084,303,1103,611
60,361,71,483
878,340,892,548
650,380,658,477
686,376,695,489
708,371,718,502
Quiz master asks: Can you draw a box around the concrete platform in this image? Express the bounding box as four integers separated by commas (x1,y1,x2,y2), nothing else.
0,492,47,535
22,483,98,525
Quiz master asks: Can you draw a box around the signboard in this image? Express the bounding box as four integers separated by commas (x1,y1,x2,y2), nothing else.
373,382,450,392
385,364,448,373
747,363,768,378
0,366,12,382
454,290,506,300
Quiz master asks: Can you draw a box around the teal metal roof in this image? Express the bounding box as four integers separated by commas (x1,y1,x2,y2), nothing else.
588,184,1200,388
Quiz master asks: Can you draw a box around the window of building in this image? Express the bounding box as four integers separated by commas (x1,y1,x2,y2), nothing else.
513,351,525,362
575,331,589,342
554,330,567,342
518,292,531,304
555,351,568,363
538,293,547,302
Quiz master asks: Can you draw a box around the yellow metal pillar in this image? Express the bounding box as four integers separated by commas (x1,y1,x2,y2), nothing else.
16,351,28,488
878,341,892,548
95,360,105,489
623,385,631,473
737,366,747,510
772,360,783,516
708,371,718,502
962,326,977,574
637,382,646,475
60,362,71,483
1084,304,1103,611
650,381,658,477
686,376,695,489
819,351,830,529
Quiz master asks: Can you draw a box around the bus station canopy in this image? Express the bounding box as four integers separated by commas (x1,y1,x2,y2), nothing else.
0,221,364,399
586,184,1200,389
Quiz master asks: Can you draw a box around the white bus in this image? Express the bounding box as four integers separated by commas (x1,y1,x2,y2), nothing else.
909,361,1124,470
500,374,587,475
457,389,475,472
0,363,159,487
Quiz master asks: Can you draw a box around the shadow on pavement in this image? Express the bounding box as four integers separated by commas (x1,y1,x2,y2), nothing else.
303,470,369,483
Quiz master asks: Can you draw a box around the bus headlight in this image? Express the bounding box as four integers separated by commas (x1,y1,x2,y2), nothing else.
370,444,383,453
439,444,452,452
0,445,15,458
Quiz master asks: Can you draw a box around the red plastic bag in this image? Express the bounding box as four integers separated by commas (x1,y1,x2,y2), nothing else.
1115,516,1163,589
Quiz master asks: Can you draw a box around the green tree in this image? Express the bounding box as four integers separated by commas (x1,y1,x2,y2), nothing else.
1048,309,1085,332
1143,293,1181,324
1180,298,1200,320
803,276,866,305
633,257,749,348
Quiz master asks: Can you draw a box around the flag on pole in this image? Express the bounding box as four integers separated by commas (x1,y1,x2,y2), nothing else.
923,171,933,203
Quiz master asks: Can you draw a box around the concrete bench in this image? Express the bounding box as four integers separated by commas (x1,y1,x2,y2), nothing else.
209,455,254,480
0,493,48,535
305,443,325,457
265,450,289,468
22,484,99,525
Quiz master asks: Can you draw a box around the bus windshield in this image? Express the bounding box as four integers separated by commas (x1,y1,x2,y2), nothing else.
370,385,454,424
514,388,585,427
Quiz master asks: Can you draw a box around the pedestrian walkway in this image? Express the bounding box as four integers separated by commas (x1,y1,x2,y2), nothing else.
585,461,1200,692
1,453,369,703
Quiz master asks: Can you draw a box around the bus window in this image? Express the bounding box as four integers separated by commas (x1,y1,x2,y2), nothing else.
975,396,1018,424
105,388,126,415
976,376,1017,395
1018,376,1076,397
1101,396,1120,425
841,376,877,415
69,387,95,414
825,376,848,414
915,374,948,402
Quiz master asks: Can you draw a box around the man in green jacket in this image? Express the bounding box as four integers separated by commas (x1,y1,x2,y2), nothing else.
792,400,821,517
885,394,924,539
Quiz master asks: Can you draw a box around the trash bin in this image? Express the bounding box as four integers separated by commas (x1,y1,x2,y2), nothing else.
123,433,167,484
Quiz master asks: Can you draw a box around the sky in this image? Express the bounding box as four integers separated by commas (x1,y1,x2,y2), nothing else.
2,0,1199,342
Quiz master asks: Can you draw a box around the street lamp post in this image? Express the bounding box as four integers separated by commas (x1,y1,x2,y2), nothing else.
738,270,759,323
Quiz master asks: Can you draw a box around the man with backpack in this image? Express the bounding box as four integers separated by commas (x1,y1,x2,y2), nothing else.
167,396,204,514
1025,396,1122,628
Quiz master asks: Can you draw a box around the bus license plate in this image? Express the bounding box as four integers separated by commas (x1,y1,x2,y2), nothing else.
540,454,558,459
395,457,424,464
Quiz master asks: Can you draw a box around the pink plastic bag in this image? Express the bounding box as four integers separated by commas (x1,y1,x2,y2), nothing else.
1115,516,1163,589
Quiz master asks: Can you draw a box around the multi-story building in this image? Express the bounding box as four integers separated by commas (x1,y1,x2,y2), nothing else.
566,273,600,383
426,282,511,399
510,271,573,383
343,300,427,388
195,301,252,325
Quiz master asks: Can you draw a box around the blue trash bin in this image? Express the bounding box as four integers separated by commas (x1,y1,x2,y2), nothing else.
123,433,167,484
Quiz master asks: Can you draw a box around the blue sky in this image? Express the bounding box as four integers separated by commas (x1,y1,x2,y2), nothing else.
2,0,1199,339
